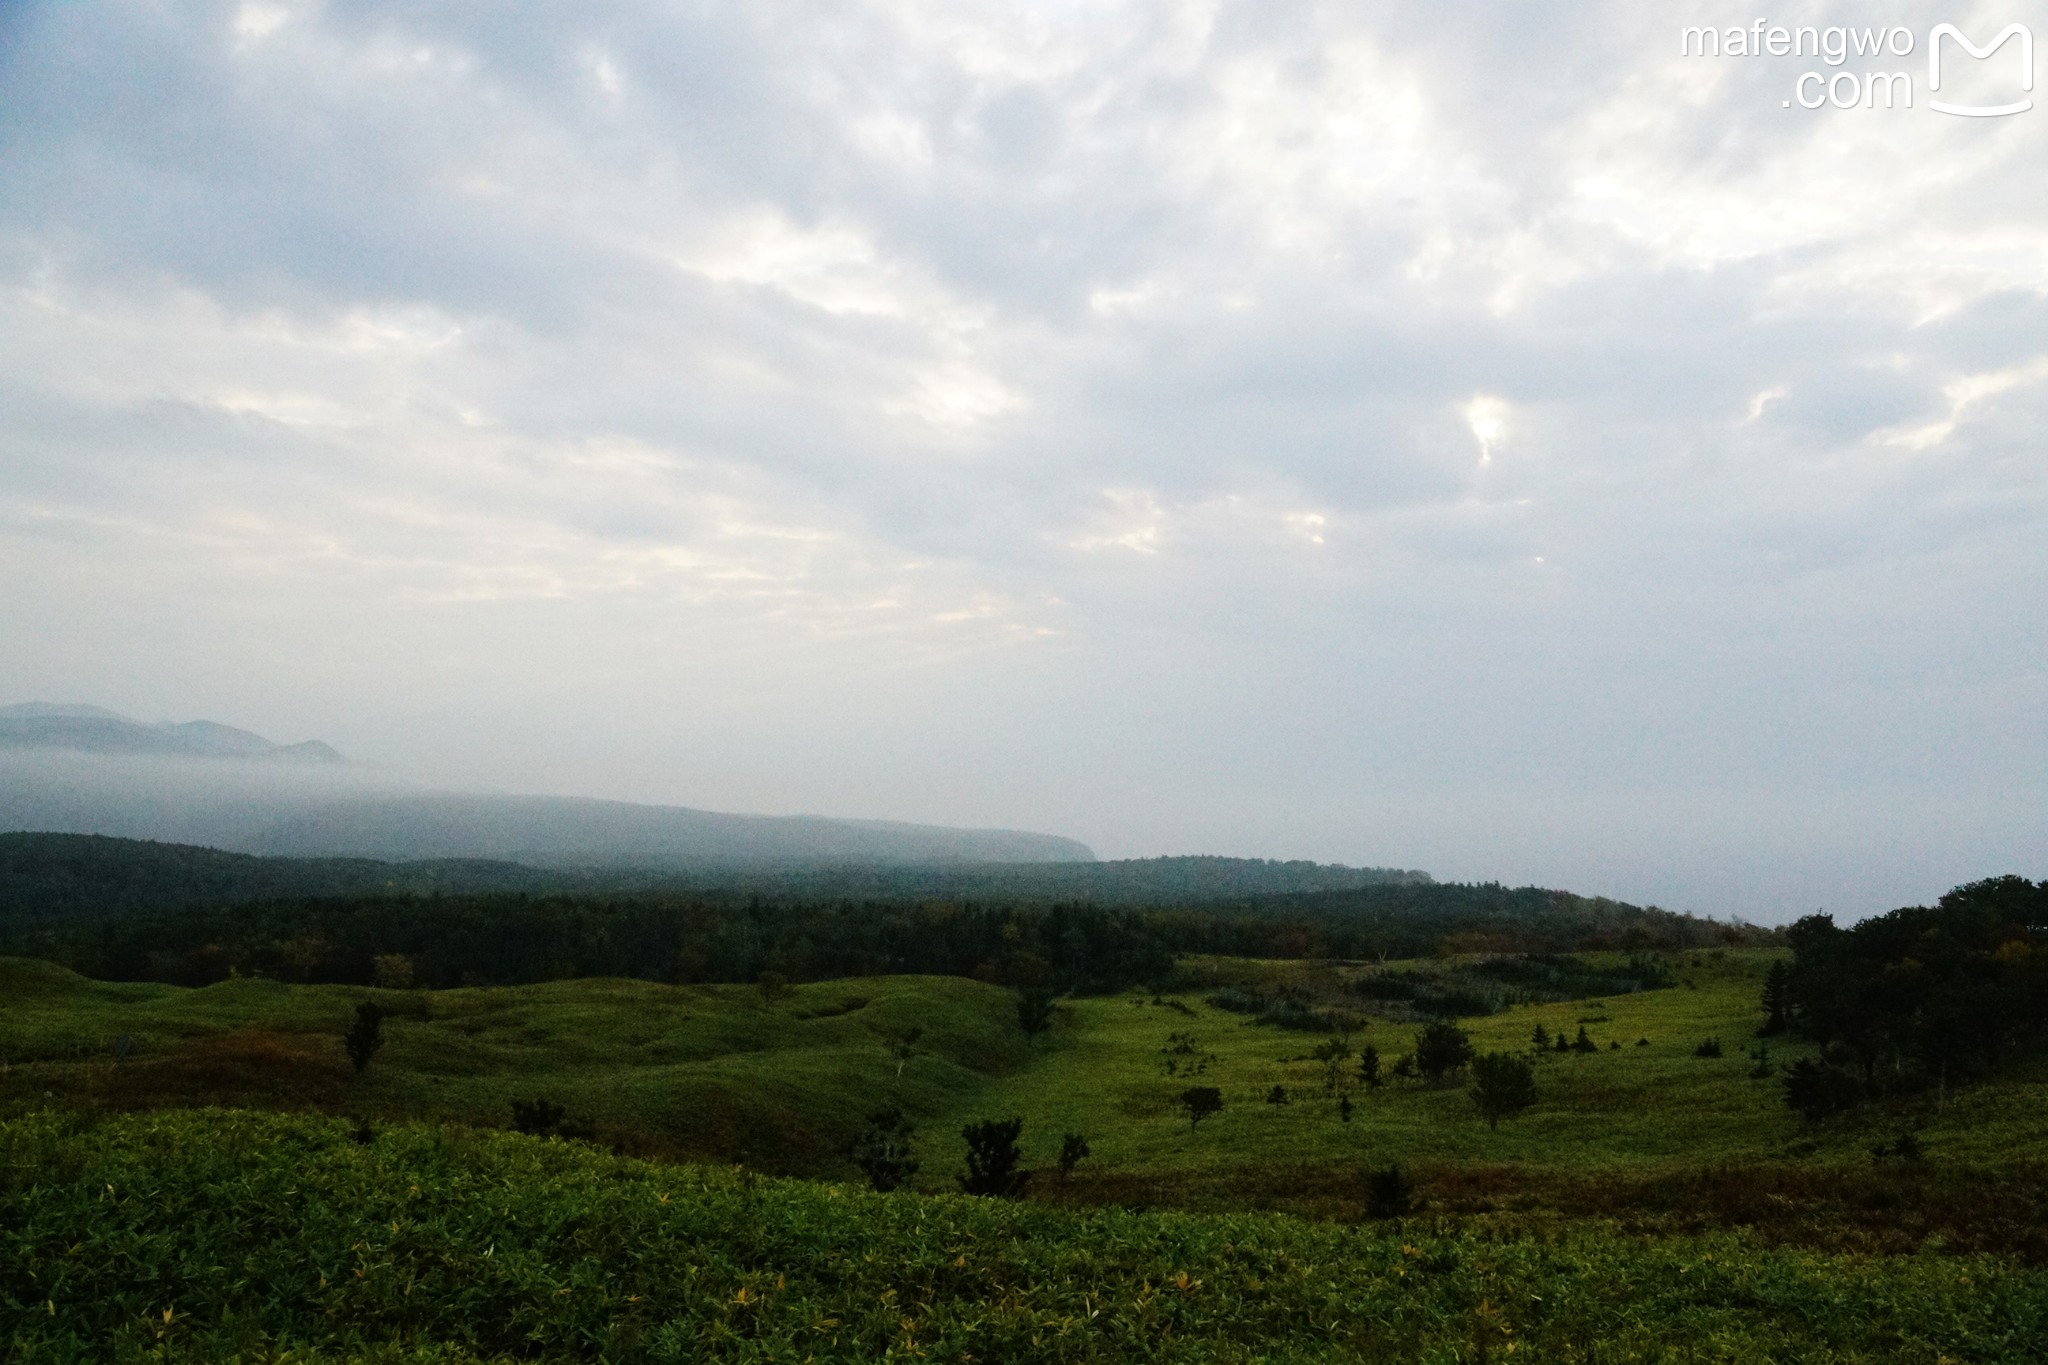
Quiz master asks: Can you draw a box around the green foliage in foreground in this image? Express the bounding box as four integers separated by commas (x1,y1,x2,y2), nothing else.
3,1108,2044,1363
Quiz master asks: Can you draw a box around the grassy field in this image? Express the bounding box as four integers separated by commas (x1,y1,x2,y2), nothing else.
5,949,2046,1254
4,1106,2045,1363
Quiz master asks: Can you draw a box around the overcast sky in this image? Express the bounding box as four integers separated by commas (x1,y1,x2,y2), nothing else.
2,0,2043,919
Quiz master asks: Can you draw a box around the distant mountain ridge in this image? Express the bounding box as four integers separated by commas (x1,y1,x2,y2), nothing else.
0,706,1097,868
0,704,343,764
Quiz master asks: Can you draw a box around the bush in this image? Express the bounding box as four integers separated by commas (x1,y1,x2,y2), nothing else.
852,1109,919,1193
1057,1132,1090,1181
510,1098,566,1137
1695,1037,1724,1059
1414,1021,1474,1083
1783,1058,1863,1121
957,1118,1029,1198
1364,1163,1415,1218
342,1001,384,1074
1179,1086,1224,1130
1469,1052,1538,1129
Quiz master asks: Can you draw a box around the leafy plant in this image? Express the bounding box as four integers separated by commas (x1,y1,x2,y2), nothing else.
957,1118,1030,1198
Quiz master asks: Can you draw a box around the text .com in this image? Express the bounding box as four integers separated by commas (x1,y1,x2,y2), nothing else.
1680,21,2034,114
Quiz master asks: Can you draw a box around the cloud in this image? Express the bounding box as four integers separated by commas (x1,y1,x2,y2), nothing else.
0,0,2042,918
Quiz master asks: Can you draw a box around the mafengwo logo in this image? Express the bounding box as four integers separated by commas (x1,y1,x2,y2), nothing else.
1680,20,2034,113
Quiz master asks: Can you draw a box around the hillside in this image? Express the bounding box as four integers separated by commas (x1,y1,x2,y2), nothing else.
4,1107,2041,1362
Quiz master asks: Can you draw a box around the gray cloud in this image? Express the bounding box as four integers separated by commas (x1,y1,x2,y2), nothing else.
0,0,2043,919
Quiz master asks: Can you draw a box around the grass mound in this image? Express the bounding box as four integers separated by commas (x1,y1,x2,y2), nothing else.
3,1107,2044,1362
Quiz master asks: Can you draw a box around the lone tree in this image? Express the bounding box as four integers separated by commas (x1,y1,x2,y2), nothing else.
1357,1044,1382,1089
1057,1132,1091,1181
852,1108,919,1192
1179,1085,1224,1130
1530,1022,1550,1053
1414,1021,1474,1084
1016,987,1056,1039
1311,1037,1352,1095
343,1001,384,1074
958,1118,1031,1198
1469,1052,1538,1129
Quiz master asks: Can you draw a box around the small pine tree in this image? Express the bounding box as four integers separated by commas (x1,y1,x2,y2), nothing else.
957,1118,1030,1198
1057,1132,1090,1181
853,1109,920,1192
1338,1093,1354,1123
1694,1037,1723,1059
1571,1025,1598,1053
1530,1022,1550,1053
1179,1086,1223,1130
1266,1083,1290,1105
1016,988,1056,1038
1759,961,1791,1036
343,1001,384,1074
1358,1044,1383,1088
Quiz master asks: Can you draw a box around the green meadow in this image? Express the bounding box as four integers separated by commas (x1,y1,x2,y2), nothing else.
5,948,2045,1258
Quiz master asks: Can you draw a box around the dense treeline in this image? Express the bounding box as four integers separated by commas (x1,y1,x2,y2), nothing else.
0,833,1427,920
1774,876,2048,1116
0,876,1768,994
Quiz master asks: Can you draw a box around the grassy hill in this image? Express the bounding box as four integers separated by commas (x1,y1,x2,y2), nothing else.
6,950,2043,1259
2,1106,2042,1362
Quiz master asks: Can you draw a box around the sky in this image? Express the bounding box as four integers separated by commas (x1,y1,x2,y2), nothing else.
1,0,2044,921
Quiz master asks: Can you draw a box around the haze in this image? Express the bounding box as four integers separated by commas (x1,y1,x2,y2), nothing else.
2,2,2043,922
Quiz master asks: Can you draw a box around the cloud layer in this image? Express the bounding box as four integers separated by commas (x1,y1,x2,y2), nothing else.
2,0,2044,917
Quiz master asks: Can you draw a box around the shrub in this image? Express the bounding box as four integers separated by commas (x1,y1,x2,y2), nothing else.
1469,1052,1538,1129
1414,1021,1474,1083
342,1001,384,1074
510,1098,566,1137
957,1118,1029,1198
1057,1132,1090,1181
1695,1037,1724,1059
1570,1025,1598,1054
1364,1163,1415,1218
1266,1084,1290,1105
1783,1058,1862,1121
1179,1086,1224,1130
852,1109,919,1193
